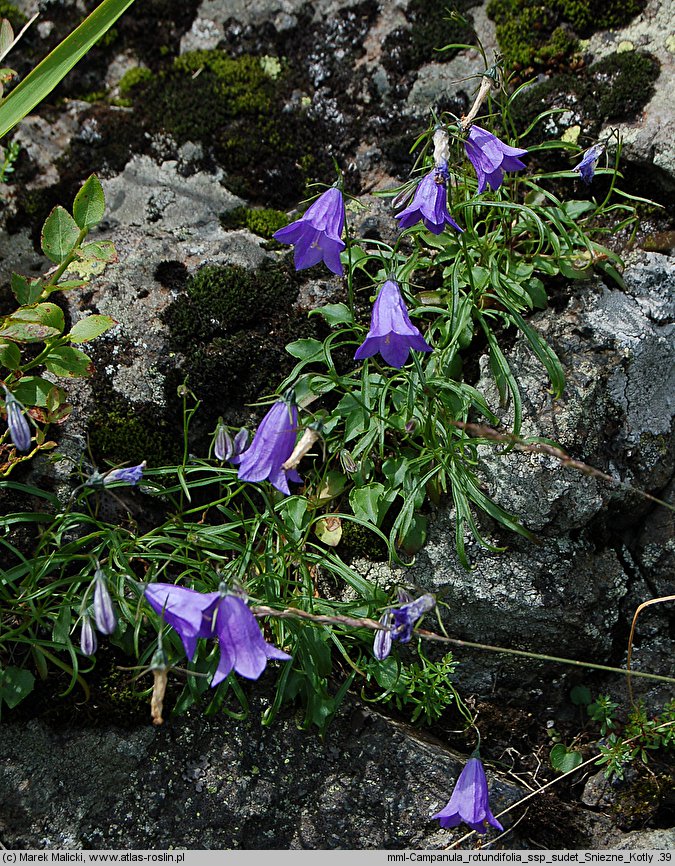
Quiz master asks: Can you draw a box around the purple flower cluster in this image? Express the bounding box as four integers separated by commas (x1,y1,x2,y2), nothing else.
232,399,302,495
2,386,31,452
144,583,291,684
80,566,118,656
573,144,604,184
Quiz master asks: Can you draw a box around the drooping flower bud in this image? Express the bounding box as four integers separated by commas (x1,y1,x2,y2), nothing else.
3,386,32,452
214,421,232,462
93,567,117,635
80,615,98,656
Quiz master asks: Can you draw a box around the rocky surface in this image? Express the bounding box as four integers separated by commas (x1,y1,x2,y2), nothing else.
0,699,629,850
1,0,673,852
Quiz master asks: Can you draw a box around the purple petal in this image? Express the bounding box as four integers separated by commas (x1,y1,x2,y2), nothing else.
212,596,291,685
145,583,220,660
432,757,504,834
237,401,300,494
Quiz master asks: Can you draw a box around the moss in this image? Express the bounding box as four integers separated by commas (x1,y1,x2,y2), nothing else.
0,1,26,28
337,520,389,562
88,398,181,467
162,261,299,351
488,0,647,74
118,65,154,98
382,0,478,75
509,51,659,142
220,206,289,239
127,49,331,206
583,51,659,122
160,259,328,441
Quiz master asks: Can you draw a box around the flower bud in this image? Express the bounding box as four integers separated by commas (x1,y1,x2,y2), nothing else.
93,567,117,635
3,386,31,452
80,615,98,656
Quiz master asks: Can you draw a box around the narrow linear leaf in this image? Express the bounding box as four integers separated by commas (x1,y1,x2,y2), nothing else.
0,0,138,140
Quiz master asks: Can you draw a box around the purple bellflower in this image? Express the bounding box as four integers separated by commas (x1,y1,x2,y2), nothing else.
273,187,346,276
464,125,527,193
93,567,117,635
395,163,463,235
432,756,504,834
354,279,432,369
144,583,291,685
573,144,604,184
234,399,302,495
3,386,31,452
103,461,146,486
373,592,436,660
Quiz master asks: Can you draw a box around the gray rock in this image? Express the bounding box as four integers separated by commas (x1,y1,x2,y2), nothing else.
585,0,675,184
0,703,526,849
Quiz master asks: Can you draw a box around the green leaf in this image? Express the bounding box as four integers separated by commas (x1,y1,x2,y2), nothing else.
11,273,43,305
69,239,118,277
285,338,324,362
73,174,105,229
550,743,583,773
68,314,116,343
12,376,59,407
0,303,65,342
314,515,342,547
0,0,138,140
349,483,396,526
311,303,353,327
562,199,595,220
0,19,14,59
44,345,94,378
0,338,20,369
0,666,35,709
52,606,72,645
41,206,80,263
570,685,592,706
524,277,548,309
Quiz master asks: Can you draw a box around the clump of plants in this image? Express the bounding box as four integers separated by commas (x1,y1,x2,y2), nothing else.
1,7,672,845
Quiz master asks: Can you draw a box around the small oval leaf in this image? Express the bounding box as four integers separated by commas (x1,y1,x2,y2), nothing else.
41,206,80,263
73,174,105,229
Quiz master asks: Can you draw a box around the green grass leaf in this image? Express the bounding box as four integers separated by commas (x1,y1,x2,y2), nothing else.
0,0,137,140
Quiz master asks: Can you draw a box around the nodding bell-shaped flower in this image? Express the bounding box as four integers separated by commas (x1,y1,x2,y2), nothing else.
233,398,302,495
373,593,436,660
103,461,146,486
432,756,504,835
80,615,98,656
572,143,604,184
2,386,31,452
144,583,291,685
395,162,463,235
354,279,432,369
464,125,527,193
273,187,346,276
93,567,117,635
